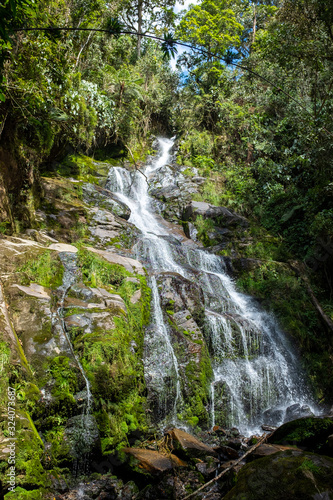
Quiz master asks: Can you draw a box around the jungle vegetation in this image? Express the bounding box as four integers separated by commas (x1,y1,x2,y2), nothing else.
0,0,333,399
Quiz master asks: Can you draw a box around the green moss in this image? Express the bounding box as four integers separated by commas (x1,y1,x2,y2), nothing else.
270,416,333,455
180,346,213,427
48,153,111,183
5,487,48,499
78,276,151,452
223,450,333,500
193,216,218,247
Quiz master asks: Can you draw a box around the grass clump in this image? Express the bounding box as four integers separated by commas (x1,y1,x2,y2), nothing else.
19,251,63,289
78,248,130,288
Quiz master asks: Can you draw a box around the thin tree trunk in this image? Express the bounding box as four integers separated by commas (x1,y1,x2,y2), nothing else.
75,30,94,68
252,3,257,44
288,261,333,334
137,0,143,57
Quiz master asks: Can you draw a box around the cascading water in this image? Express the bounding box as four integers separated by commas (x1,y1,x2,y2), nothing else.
106,138,317,435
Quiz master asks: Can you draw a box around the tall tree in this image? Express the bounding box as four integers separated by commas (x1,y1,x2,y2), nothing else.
176,0,243,58
120,0,178,57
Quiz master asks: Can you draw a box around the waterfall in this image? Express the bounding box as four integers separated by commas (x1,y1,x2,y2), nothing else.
106,138,317,435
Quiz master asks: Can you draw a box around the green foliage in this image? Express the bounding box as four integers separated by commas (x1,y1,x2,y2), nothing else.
194,216,217,247
19,251,63,289
78,248,130,288
176,0,243,56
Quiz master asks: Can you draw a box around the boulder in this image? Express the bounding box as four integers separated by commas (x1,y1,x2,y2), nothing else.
195,455,219,478
251,443,295,459
86,246,144,275
217,444,239,460
183,201,248,227
268,416,333,456
123,447,187,474
262,407,285,427
82,183,131,220
223,450,333,500
166,428,217,459
284,403,314,422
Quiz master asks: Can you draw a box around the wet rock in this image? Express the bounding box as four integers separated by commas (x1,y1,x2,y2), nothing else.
148,164,199,220
65,310,116,333
54,475,126,500
150,184,181,201
145,272,213,426
284,403,314,422
65,414,101,459
226,437,243,450
166,428,217,459
263,407,285,427
213,425,227,436
223,450,333,500
123,447,187,474
157,271,205,326
82,183,131,220
195,456,219,479
5,281,71,374
183,201,248,227
262,424,277,432
68,283,95,301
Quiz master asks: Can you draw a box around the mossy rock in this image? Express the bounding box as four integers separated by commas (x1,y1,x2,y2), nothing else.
223,450,333,500
269,416,333,456
4,487,49,499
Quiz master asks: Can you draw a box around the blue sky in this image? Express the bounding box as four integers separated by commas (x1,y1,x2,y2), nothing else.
171,0,198,69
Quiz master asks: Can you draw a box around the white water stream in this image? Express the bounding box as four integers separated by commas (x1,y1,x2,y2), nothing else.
107,138,317,435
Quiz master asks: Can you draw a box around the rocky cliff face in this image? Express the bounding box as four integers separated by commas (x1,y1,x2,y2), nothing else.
0,146,332,500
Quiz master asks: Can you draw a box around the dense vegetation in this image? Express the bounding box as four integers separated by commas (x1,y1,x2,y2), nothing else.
0,1,333,497
0,0,333,458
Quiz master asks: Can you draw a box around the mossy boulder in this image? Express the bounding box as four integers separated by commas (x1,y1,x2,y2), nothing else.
223,450,333,500
268,416,333,457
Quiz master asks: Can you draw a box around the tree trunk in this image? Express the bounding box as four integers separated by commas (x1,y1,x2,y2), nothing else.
137,0,143,58
252,3,257,44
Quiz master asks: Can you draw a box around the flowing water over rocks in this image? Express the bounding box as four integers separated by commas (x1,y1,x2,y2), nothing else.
106,137,318,435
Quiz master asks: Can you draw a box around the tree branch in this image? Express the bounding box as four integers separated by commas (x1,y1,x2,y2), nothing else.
182,433,270,500
125,145,148,184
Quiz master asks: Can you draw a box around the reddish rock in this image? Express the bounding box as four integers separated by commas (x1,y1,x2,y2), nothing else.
213,425,227,435
123,447,187,474
166,428,217,459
